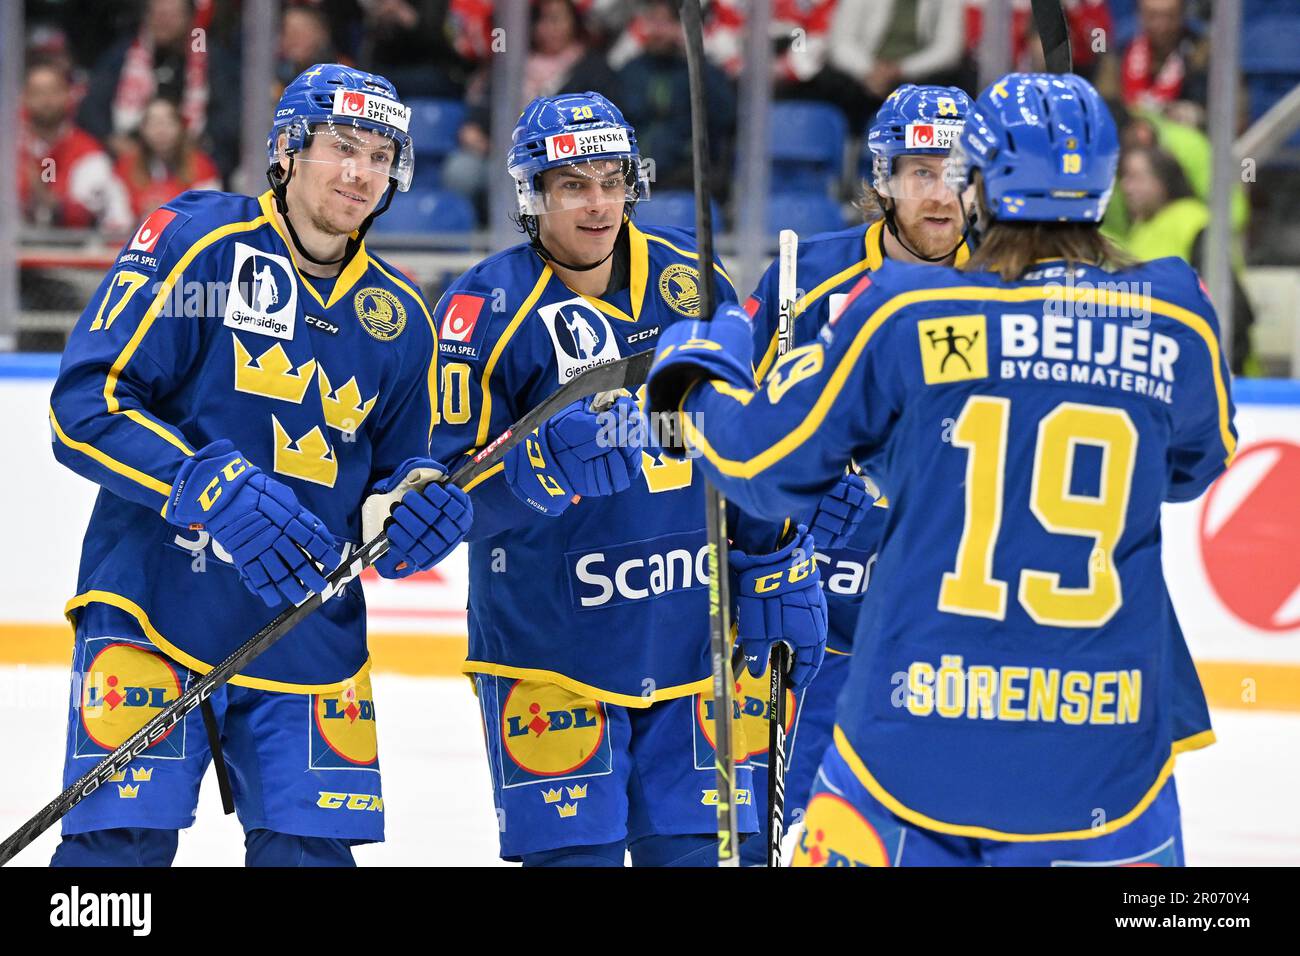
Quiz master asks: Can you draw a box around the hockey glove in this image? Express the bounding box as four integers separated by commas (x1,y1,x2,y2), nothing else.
362,458,474,579
168,440,342,607
806,471,872,549
504,394,645,517
730,525,827,690
646,302,755,436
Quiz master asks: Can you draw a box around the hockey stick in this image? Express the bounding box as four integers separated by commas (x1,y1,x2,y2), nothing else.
763,229,799,866
0,349,654,866
1031,0,1073,74
678,0,740,866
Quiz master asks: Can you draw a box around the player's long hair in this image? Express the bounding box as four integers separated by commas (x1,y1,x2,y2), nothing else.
962,174,1135,281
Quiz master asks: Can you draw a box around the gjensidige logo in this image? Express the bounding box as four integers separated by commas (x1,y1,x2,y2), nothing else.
50,886,152,936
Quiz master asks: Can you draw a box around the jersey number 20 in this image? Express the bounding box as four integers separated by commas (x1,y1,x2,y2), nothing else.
939,396,1137,628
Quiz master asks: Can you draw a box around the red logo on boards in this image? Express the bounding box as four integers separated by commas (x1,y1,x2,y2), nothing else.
129,208,177,253
441,294,485,342
1198,441,1300,632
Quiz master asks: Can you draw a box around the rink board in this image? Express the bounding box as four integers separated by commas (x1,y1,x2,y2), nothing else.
2,356,1299,711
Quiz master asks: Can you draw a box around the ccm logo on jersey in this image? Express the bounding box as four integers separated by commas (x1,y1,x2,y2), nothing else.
568,530,709,609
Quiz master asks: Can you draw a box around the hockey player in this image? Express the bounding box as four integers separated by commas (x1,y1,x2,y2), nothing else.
739,84,972,866
427,91,828,867
46,65,473,867
648,72,1235,866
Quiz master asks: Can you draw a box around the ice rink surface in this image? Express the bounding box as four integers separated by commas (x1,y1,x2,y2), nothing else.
1,666,1297,867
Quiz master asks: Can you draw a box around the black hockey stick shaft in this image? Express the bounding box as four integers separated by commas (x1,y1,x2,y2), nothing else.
0,350,653,866
678,0,740,867
1031,0,1073,74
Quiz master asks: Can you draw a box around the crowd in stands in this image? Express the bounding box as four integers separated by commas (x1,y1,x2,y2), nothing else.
16,0,1300,290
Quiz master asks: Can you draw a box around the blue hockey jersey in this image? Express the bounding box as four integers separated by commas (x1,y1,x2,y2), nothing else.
50,190,439,691
429,220,772,707
744,219,970,653
675,255,1234,838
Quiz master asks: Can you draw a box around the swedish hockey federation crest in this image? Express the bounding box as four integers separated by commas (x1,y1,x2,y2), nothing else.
658,262,703,317
354,287,407,341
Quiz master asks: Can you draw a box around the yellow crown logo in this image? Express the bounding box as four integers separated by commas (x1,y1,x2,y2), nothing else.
116,784,140,799
233,336,316,403
541,787,563,805
317,367,377,435
108,770,127,783
131,767,153,782
566,784,588,800
272,416,338,487
557,803,579,818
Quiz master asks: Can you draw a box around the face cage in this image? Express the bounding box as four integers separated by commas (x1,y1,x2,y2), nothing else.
275,116,414,192
514,157,651,217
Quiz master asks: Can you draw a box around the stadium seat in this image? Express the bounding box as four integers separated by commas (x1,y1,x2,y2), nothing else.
764,193,846,237
634,191,723,231
370,188,477,236
768,101,847,194
406,98,467,158
1241,16,1300,74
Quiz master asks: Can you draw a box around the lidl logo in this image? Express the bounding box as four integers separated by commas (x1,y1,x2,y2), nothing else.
693,686,753,767
75,638,186,759
917,314,988,384
734,664,798,766
500,680,608,779
310,675,378,769
791,793,891,867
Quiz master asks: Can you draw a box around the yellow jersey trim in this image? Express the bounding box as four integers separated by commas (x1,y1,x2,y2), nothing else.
463,659,711,709
49,407,172,498
575,221,649,324
103,212,267,420
833,724,1215,841
64,590,371,694
369,258,441,446
463,461,503,493
689,284,1237,478
642,232,734,288
256,191,369,309
475,267,553,449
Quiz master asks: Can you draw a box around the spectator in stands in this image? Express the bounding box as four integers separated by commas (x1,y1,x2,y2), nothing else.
822,0,967,130
1119,144,1256,373
277,4,347,96
444,0,620,214
19,60,133,235
1095,0,1210,124
113,97,221,219
614,0,735,195
358,0,465,99
75,0,241,178
961,1,1111,82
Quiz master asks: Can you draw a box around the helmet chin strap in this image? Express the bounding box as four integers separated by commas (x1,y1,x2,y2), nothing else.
881,198,969,264
956,188,985,254
266,154,395,271
524,208,628,273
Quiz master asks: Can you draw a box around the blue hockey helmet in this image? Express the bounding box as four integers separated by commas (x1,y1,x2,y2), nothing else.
945,72,1118,223
268,64,414,192
507,91,650,216
867,84,972,195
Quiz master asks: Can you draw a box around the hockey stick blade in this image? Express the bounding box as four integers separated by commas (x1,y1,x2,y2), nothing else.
0,349,654,866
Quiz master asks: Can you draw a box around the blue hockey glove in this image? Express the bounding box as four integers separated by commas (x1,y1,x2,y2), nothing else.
646,303,755,423
730,525,828,689
363,458,474,579
806,471,872,549
168,440,342,607
504,394,645,517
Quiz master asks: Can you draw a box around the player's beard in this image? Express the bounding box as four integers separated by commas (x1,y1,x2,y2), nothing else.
897,202,964,260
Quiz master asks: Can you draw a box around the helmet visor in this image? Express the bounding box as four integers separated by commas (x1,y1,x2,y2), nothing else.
518,158,646,215
878,154,959,202
292,119,414,191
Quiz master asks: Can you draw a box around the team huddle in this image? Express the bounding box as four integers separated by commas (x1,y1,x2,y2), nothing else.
42,62,1234,867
